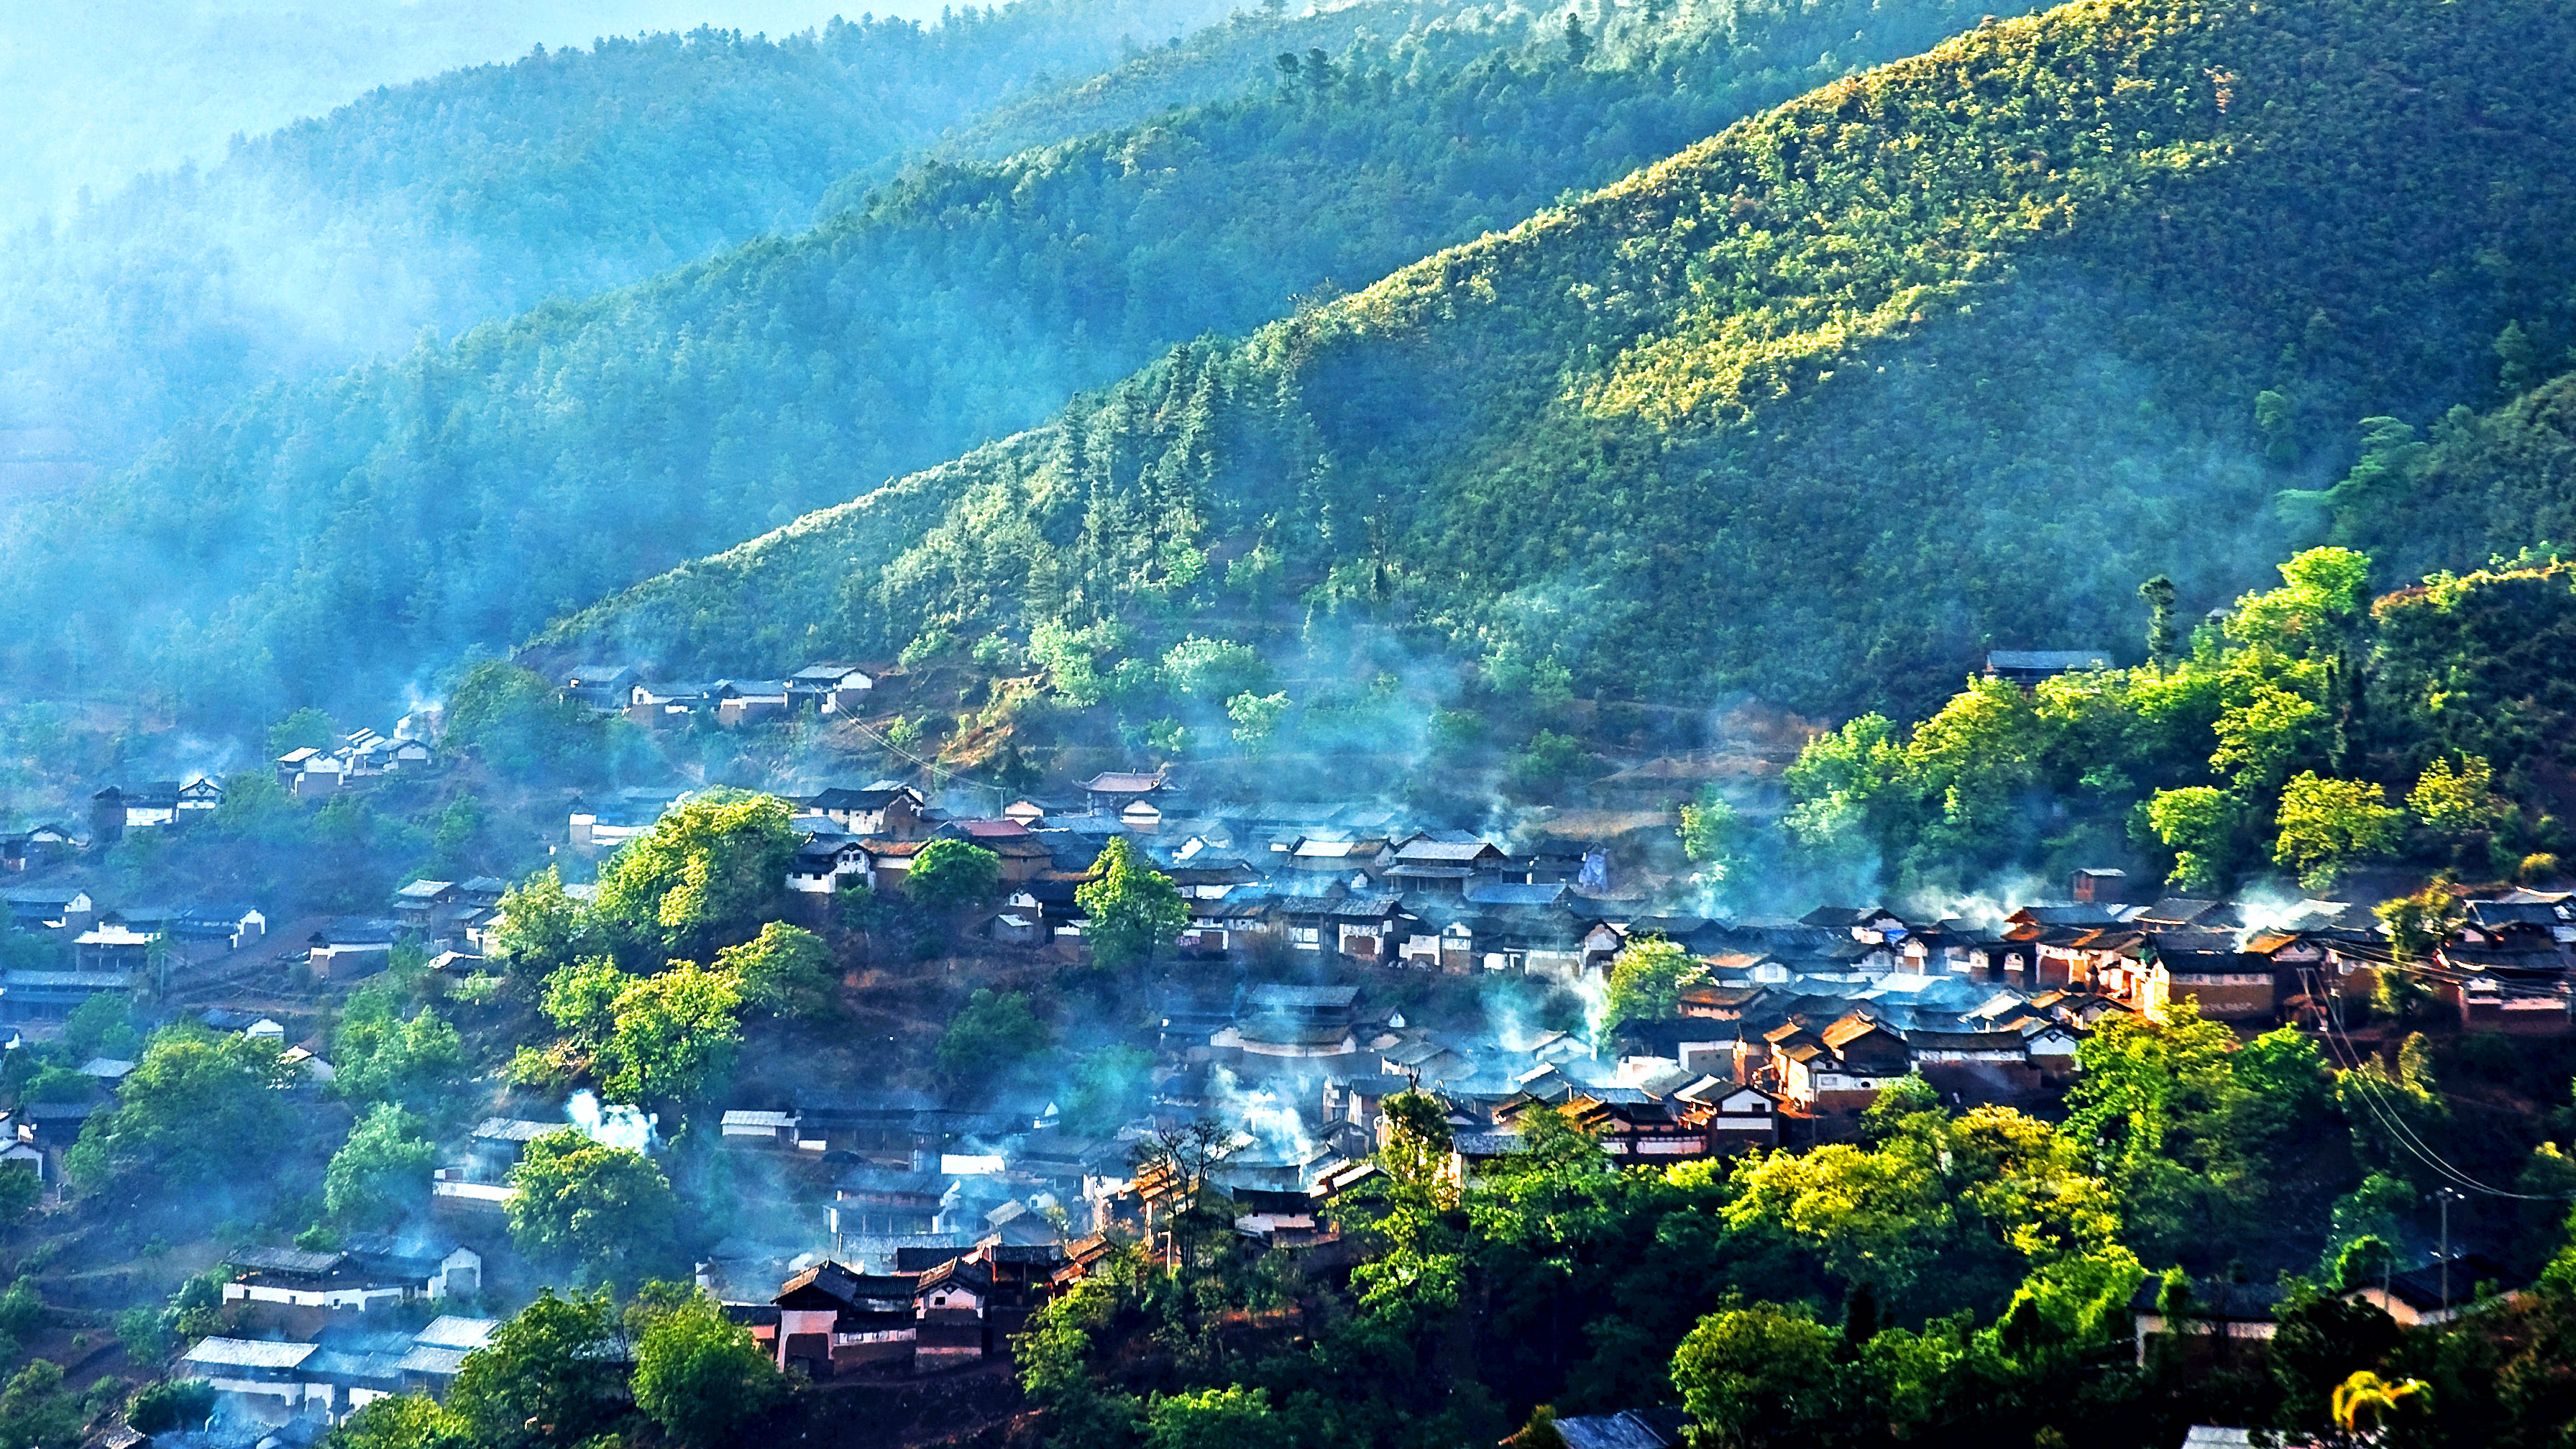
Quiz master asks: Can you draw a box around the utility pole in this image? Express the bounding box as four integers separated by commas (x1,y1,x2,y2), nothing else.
2435,1187,2464,1315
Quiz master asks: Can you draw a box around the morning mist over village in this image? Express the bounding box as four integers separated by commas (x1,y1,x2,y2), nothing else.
1,0,2574,1445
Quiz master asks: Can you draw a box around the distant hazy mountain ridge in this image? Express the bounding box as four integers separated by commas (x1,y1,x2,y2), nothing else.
0,0,2032,718
0,0,1237,475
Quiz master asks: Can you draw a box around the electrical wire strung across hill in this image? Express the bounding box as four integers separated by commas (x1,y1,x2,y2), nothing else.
2316,937,2576,1000
2298,964,2576,1202
838,715,1009,813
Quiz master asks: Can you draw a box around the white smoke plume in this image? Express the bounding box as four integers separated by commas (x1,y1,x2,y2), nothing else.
567,1089,657,1153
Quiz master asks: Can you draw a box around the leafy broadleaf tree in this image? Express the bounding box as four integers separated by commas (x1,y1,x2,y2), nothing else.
1678,787,1750,897
0,1167,35,1229
540,954,753,1103
592,790,797,960
600,964,746,1103
2375,882,2464,1015
1377,1089,1456,1204
936,989,1048,1082
1145,1385,1293,1449
1670,1302,1840,1449
2273,772,2404,893
905,838,1002,910
441,661,620,782
628,1284,792,1447
713,921,835,1018
505,1131,684,1288
64,1028,295,1193
0,1360,81,1449
491,865,588,982
1076,837,1188,970
126,1379,217,1435
446,1288,633,1449
267,708,338,757
332,988,467,1110
208,767,301,844
1598,936,1705,1036
2147,786,2239,893
326,1392,467,1449
324,1104,438,1231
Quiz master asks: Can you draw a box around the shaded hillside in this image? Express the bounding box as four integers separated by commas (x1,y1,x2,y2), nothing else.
1,0,2029,719
2289,366,2576,586
0,0,1235,474
550,0,2576,725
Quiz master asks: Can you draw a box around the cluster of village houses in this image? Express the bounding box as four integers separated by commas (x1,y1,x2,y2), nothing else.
0,721,449,1034
144,764,2572,1412
4,664,2570,1425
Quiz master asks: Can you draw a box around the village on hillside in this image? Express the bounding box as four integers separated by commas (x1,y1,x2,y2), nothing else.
0,651,2560,1440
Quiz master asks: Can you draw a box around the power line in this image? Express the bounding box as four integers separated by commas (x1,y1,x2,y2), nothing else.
2318,941,2570,1001
2301,965,2576,1202
837,716,1009,812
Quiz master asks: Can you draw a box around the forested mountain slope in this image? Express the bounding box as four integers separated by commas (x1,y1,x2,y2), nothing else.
551,0,2576,721
2288,367,2576,587
3,0,2032,719
0,0,1234,475
902,0,1905,184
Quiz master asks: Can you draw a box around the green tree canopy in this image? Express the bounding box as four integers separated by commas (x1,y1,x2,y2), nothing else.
541,954,755,1103
325,1103,438,1231
1599,936,1706,1035
1145,1385,1293,1449
541,956,631,1046
628,1285,791,1447
0,1166,36,1229
600,963,746,1103
64,1028,295,1192
2147,786,2239,893
126,1380,218,1435
2227,547,2373,657
905,837,1002,910
267,707,338,757
60,990,139,1063
441,661,618,782
491,865,589,981
713,920,835,1017
1226,691,1290,750
2375,882,2465,965
505,1132,684,1287
1378,1089,1457,1202
2408,754,2506,844
1159,636,1271,701
2273,772,2405,892
1076,836,1188,970
1670,1302,1840,1449
2059,1005,2328,1260
0,1359,80,1449
1678,787,1748,891
324,1392,466,1449
208,767,301,844
936,988,1048,1082
593,790,797,959
333,988,467,1109
446,1288,631,1449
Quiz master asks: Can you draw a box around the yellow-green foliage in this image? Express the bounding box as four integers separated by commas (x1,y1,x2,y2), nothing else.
592,790,797,959
1772,545,2559,892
